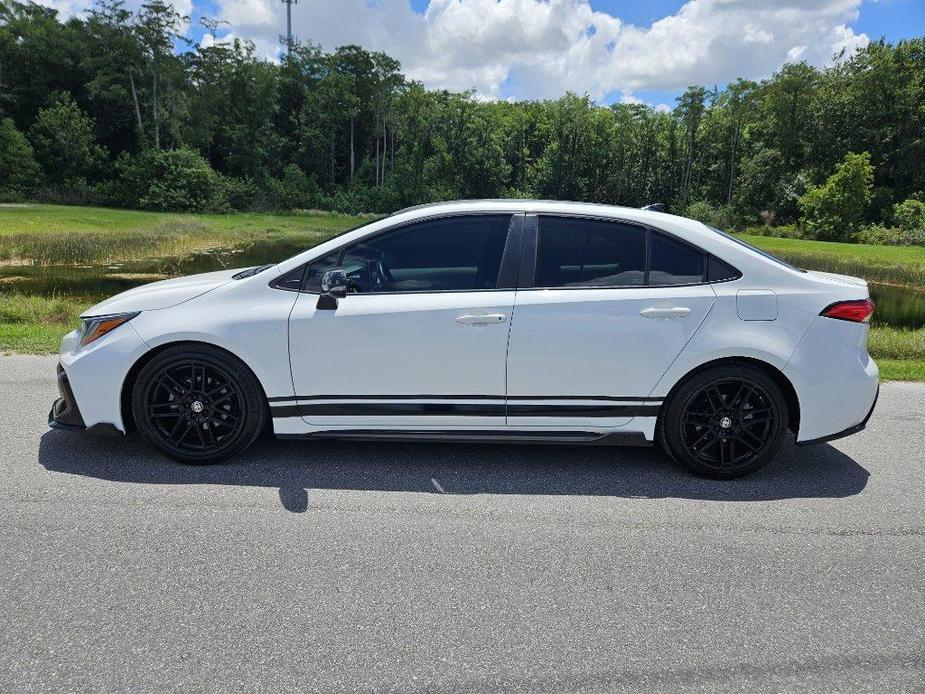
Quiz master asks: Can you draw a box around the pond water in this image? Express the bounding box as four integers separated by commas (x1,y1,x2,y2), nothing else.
2,237,925,328
0,238,309,301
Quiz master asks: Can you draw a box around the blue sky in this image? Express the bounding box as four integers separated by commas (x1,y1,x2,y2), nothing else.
48,0,925,108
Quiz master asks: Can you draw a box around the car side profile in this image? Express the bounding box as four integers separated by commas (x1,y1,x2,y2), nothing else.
49,200,879,478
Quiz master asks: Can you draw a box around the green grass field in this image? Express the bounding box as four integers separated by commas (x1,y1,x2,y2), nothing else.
2,204,924,381
0,204,368,264
738,233,925,288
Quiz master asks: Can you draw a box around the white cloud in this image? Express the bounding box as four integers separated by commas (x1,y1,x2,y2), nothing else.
34,0,872,103
34,0,195,21
619,91,644,105
222,0,869,99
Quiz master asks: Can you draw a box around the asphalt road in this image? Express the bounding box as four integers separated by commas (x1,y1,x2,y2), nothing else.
1,355,923,693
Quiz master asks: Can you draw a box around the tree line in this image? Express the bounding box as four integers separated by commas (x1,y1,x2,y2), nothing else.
1,0,924,242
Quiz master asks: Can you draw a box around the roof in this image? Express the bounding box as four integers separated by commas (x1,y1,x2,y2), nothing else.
388,199,698,232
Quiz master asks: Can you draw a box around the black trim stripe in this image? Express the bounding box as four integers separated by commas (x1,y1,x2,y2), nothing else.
301,402,503,416
268,394,504,402
271,405,303,418
271,402,661,419
268,394,662,403
507,404,661,417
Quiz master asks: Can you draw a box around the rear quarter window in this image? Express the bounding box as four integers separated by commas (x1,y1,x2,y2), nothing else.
648,232,705,285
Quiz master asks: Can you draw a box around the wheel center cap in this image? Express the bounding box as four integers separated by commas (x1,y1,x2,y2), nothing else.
719,416,733,429
190,400,204,413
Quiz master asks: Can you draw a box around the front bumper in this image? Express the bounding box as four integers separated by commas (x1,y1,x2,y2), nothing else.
48,363,85,431
53,323,149,433
48,362,122,436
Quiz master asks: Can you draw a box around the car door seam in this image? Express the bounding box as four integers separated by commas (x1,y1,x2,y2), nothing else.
646,285,718,401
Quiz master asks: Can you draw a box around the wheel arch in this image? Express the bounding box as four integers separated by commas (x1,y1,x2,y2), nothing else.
119,340,270,433
656,356,801,436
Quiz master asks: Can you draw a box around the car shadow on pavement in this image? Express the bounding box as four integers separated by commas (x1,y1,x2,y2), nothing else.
37,429,870,512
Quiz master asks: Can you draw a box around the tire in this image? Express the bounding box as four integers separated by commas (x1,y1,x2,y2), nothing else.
132,344,267,464
658,364,789,479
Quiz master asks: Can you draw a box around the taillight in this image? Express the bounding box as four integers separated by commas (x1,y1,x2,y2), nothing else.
820,299,875,323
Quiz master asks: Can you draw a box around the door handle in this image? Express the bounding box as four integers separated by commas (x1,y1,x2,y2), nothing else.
640,306,691,319
456,313,507,325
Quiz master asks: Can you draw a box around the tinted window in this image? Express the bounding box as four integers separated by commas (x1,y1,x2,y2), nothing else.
706,255,741,282
304,250,341,292
649,232,705,285
535,217,646,288
270,264,306,291
339,215,511,293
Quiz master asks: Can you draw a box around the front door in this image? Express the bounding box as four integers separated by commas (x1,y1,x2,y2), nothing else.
288,213,519,429
505,215,716,428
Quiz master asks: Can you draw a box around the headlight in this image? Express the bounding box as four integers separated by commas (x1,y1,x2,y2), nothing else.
77,312,139,347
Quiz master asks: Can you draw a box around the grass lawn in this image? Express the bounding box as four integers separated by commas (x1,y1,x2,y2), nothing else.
1,203,925,381
0,203,369,264
738,233,925,288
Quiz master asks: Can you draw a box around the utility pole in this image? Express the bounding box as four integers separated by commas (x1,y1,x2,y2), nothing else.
279,0,298,57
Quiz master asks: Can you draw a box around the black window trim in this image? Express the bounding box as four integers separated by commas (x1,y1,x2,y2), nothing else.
268,262,310,293
270,210,526,295
520,212,741,291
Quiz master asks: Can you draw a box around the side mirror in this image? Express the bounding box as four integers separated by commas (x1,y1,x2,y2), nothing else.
317,268,348,310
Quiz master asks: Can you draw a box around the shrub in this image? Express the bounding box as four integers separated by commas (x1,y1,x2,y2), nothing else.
0,118,42,200
222,176,268,212
114,148,224,212
892,198,925,232
798,152,873,241
740,224,805,240
268,164,319,210
684,201,738,230
856,223,925,247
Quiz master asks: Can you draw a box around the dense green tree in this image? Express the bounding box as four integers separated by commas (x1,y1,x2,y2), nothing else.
0,1,924,228
0,117,41,198
798,152,873,240
28,93,107,185
135,0,187,149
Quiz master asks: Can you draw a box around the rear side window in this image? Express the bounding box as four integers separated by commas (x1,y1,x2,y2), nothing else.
649,232,704,285
706,255,741,282
535,217,646,288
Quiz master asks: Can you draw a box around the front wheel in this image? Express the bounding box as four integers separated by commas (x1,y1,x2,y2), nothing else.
659,364,789,479
132,344,267,464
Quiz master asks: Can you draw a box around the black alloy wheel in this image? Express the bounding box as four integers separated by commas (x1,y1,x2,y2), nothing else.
659,364,789,479
132,345,266,464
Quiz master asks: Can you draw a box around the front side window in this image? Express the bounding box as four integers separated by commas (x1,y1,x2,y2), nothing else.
535,217,646,288
338,215,512,293
304,250,341,292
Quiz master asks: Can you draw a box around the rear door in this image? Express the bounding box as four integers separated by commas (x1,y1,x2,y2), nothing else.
505,214,715,428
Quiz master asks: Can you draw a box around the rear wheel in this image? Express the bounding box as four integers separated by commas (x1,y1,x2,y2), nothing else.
659,364,789,479
132,345,267,464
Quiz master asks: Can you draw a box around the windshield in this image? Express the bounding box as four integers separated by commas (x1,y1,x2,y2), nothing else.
705,225,806,273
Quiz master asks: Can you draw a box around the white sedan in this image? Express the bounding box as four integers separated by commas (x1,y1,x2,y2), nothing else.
49,200,879,478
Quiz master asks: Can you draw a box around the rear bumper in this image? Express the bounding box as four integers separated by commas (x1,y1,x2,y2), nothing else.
784,316,880,443
797,383,879,446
